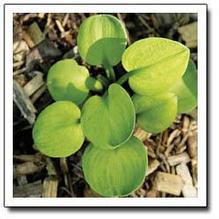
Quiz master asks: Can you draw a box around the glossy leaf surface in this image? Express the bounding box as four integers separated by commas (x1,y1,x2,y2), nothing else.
81,84,135,149
122,37,190,95
170,59,197,113
77,14,127,66
33,101,84,158
132,93,177,133
82,137,147,197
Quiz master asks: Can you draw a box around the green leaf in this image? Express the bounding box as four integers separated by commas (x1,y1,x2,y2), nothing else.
81,83,135,149
122,37,190,95
82,137,147,197
170,59,197,113
77,14,127,66
47,59,102,105
132,93,177,133
33,101,84,158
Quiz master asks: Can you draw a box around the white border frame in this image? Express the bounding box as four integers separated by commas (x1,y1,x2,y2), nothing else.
4,3,207,207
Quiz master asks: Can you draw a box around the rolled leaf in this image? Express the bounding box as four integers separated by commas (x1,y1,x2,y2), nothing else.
77,14,127,66
81,83,135,149
122,37,190,95
82,137,147,197
132,93,177,133
33,101,84,158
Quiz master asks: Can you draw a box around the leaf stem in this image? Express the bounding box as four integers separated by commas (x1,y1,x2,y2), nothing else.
116,69,142,85
116,71,135,85
96,74,110,88
103,63,116,82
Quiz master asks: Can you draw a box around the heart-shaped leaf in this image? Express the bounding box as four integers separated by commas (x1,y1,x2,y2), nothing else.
82,137,147,197
132,93,177,133
81,83,135,149
170,59,197,113
33,101,84,158
122,37,190,95
77,14,127,66
47,59,102,105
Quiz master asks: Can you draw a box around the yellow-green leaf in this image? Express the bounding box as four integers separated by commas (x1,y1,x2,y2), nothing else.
47,59,90,105
122,37,190,95
170,59,197,113
132,93,177,133
77,14,127,66
33,101,84,158
81,84,135,149
82,137,147,197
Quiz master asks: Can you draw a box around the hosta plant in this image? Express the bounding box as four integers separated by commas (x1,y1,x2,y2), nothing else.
32,14,197,197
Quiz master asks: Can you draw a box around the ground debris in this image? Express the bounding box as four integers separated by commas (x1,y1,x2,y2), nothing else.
26,39,62,72
13,180,43,197
13,13,198,198
13,79,36,124
167,152,190,166
23,71,45,97
14,160,46,177
42,176,58,197
134,127,151,142
13,40,29,62
187,132,197,159
176,163,197,197
27,22,45,46
146,159,160,176
178,22,197,48
153,172,183,196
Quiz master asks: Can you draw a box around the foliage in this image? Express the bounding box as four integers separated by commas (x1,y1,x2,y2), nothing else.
32,14,197,197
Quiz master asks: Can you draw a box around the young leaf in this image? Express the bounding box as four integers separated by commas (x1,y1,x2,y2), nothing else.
122,37,190,95
77,14,127,66
132,93,177,133
81,83,135,149
82,137,147,197
170,59,197,113
33,101,84,158
47,59,102,105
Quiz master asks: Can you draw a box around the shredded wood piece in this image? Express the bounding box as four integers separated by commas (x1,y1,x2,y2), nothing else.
187,132,197,159
42,176,58,197
158,153,170,173
13,67,27,76
23,72,44,97
22,30,35,48
134,127,151,141
153,172,183,196
13,80,36,124
182,115,190,133
167,152,190,166
14,180,42,197
31,84,47,103
176,163,197,197
56,19,65,33
14,161,45,177
178,22,197,48
147,147,157,158
46,158,57,176
62,13,69,27
27,22,45,45
167,129,181,145
146,159,160,176
164,143,175,157
146,189,158,197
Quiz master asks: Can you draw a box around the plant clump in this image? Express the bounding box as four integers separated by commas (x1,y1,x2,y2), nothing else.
32,14,197,197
